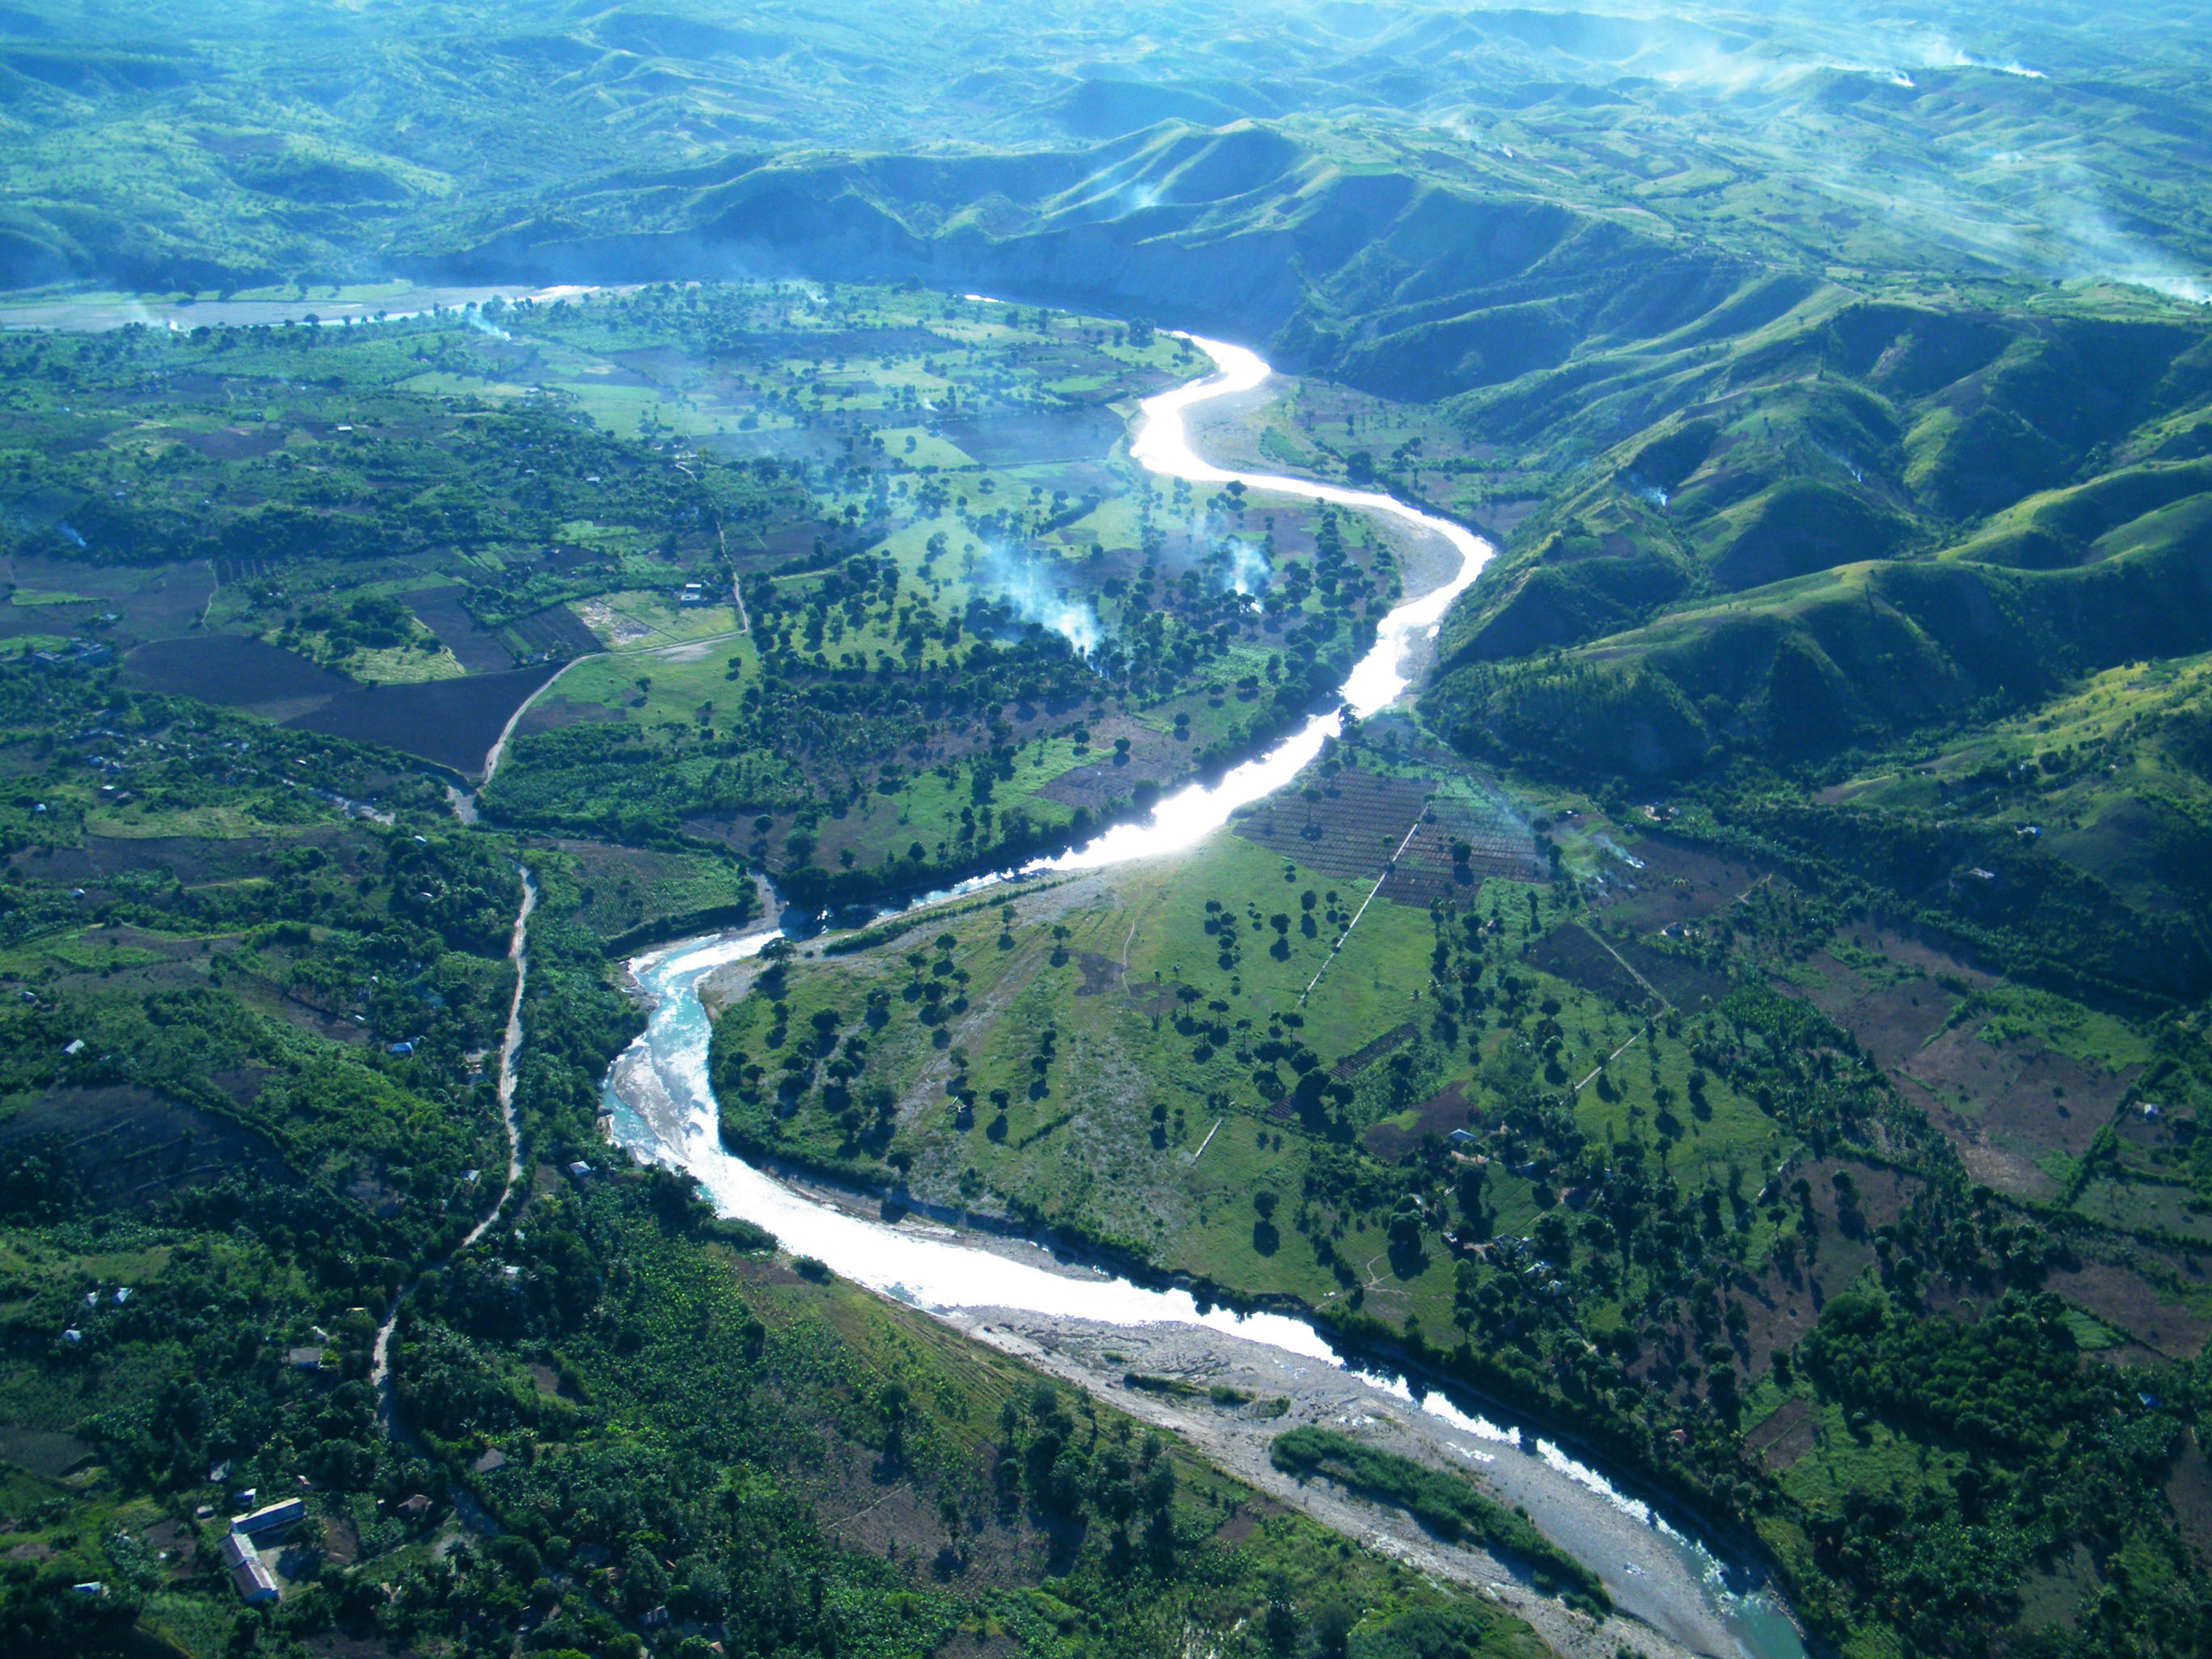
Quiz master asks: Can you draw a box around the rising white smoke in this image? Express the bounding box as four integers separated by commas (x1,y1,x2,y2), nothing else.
986,548,1103,655
1215,536,1272,595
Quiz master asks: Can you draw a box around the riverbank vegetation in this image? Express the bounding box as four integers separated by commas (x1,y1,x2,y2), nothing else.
0,662,1547,1658
720,678,2212,1655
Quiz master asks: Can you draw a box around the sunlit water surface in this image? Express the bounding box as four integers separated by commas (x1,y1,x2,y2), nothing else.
607,339,1807,1659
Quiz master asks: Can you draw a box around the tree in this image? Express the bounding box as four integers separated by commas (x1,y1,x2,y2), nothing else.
880,1381,910,1466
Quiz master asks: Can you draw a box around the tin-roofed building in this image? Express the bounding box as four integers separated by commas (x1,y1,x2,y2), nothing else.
230,1497,305,1539
221,1534,277,1605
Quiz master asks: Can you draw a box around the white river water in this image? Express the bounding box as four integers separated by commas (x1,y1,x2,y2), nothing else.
605,337,1808,1659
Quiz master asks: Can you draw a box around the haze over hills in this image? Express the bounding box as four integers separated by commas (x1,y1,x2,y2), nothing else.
3,0,2210,303
8,5,2212,1659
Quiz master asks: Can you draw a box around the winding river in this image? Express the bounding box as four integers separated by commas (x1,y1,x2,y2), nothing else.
606,338,1809,1659
4,283,1809,1657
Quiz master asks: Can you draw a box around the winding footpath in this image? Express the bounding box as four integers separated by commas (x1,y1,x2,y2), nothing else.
372,866,537,1437
602,339,1810,1659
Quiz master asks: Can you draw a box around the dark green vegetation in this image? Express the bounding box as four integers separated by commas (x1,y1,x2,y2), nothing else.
0,664,1547,1659
1267,1430,1608,1616
0,281,1391,908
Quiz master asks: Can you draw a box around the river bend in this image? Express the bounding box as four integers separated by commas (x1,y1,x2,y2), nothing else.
606,338,1806,1659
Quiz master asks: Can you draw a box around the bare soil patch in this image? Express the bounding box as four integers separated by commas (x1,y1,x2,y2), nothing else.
0,603,95,641
1804,969,1959,1070
1072,952,1122,997
1610,935,1731,1010
6,555,213,645
177,424,287,461
1363,1082,1474,1163
124,635,350,714
2168,1428,2212,1564
1212,1494,1289,1545
940,406,1126,467
1231,768,1429,889
1864,929,1995,990
1897,1074,2058,1200
0,1084,288,1210
1742,1398,1817,1472
1036,726,1187,809
404,586,517,673
1331,1020,1416,1080
1363,1083,1469,1162
144,1517,201,1579
2045,1258,2212,1359
1598,836,1765,930
1527,927,1648,1010
1035,759,1145,811
13,830,336,889
1902,1019,2135,1166
1382,792,1543,909
792,1431,1059,1592
515,691,626,740
289,661,564,775
504,603,602,661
